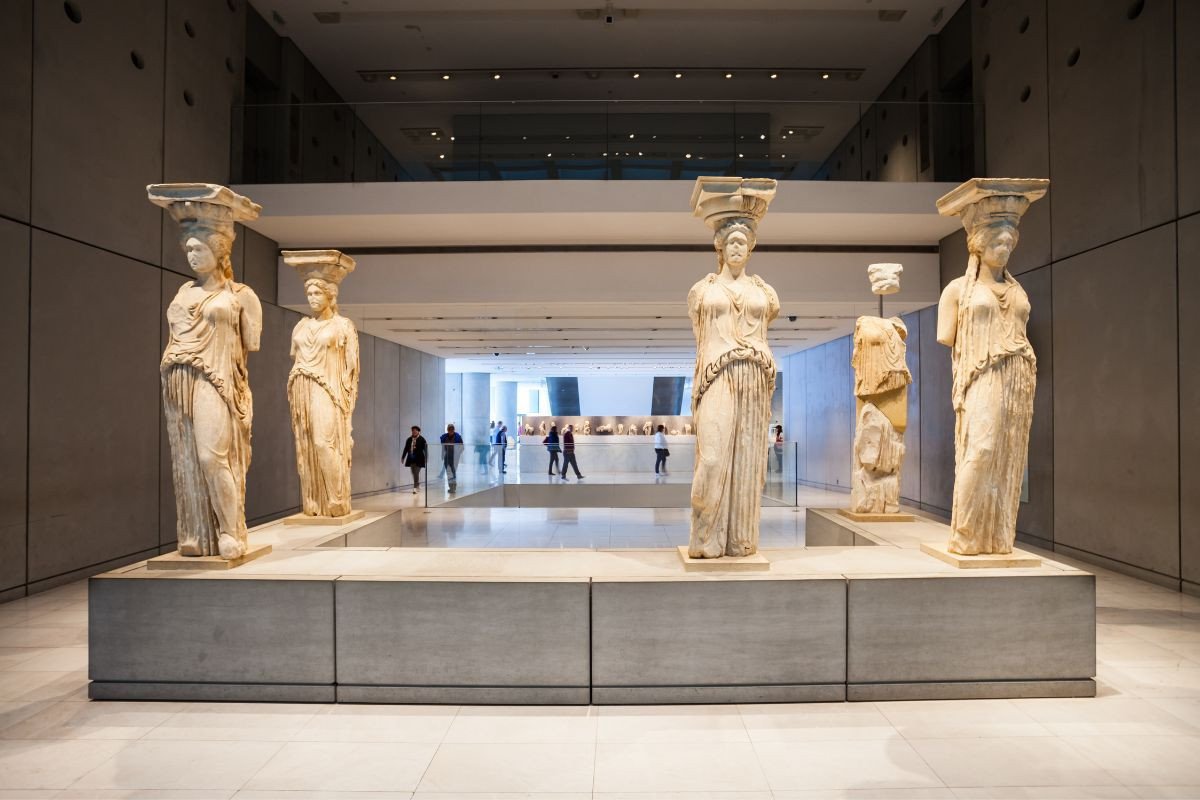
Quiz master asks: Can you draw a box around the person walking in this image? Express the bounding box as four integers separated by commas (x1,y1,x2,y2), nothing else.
773,424,784,473
487,421,497,468
543,424,561,476
559,424,584,480
653,424,670,475
440,424,463,484
401,426,427,494
495,423,508,474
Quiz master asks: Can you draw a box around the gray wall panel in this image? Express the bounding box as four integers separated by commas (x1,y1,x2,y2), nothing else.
421,351,444,437
159,0,245,274
1047,0,1176,259
1053,225,1179,577
350,334,377,493
373,339,402,492
399,346,423,440
0,220,29,591
1180,0,1200,217
899,311,921,504
1017,266,1054,543
28,232,160,581
0,1,32,222
31,0,165,264
158,275,179,548
1180,215,1200,584
918,304,954,515
242,228,279,305
972,0,1052,273
939,228,967,289
244,302,300,523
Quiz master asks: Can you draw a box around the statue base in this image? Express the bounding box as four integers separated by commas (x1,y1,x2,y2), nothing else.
676,545,770,572
920,542,1042,569
283,509,366,526
147,543,273,571
838,509,915,523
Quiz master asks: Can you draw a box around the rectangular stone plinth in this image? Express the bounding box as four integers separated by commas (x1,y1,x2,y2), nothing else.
146,542,272,570
676,545,771,571
283,509,366,526
920,542,1042,569
838,509,916,523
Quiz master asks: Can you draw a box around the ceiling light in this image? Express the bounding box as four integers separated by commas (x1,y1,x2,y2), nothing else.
388,75,397,81
438,154,445,159
628,133,634,139
822,73,830,80
685,153,692,158
674,72,683,78
759,134,766,140
788,129,794,134
565,135,571,140
632,72,640,78
724,72,733,79
782,135,787,140
637,151,643,156
441,74,450,80
546,152,552,157
769,72,778,79
493,73,501,80
450,136,455,141
430,131,437,136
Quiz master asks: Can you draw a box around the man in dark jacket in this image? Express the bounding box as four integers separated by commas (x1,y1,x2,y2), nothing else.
559,424,584,480
440,424,464,482
494,423,508,474
401,426,427,494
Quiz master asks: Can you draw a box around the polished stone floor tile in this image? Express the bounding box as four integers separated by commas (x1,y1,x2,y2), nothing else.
910,737,1120,788
596,704,748,743
593,742,770,793
146,703,324,742
875,698,1052,740
444,705,597,743
293,704,458,743
1062,735,1200,786
69,739,283,791
738,702,898,742
0,738,129,790
0,699,180,740
243,741,438,792
418,742,595,793
753,739,945,791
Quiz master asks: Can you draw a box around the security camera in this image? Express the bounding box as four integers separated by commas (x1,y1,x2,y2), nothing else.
787,315,797,322
494,352,500,356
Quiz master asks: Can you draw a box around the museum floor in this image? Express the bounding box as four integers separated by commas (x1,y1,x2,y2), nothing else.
2,513,1199,797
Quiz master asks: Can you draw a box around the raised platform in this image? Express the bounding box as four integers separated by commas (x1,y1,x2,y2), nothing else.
283,509,366,526
675,545,771,572
145,542,273,571
921,541,1043,569
838,508,916,522
89,503,1096,704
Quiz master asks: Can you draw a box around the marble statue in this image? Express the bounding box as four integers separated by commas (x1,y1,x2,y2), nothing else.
616,423,624,435
524,424,534,435
538,420,548,436
150,183,262,560
670,428,680,435
849,304,911,515
687,177,779,558
627,424,639,436
643,421,653,436
936,178,1047,555
683,423,693,435
282,250,360,520
581,419,592,435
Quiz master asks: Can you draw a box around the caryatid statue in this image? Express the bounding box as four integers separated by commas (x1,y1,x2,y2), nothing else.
687,177,779,558
936,178,1047,555
283,250,361,520
150,183,262,560
847,264,912,516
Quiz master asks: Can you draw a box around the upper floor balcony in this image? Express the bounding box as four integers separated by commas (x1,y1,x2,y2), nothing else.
233,98,978,185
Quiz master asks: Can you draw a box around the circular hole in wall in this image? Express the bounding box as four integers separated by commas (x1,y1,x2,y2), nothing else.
63,1,82,23
1020,86,1032,103
184,20,195,37
225,56,235,73
1067,47,1081,66
183,90,195,106
130,50,144,69
982,53,991,70
1128,0,1144,20
1019,16,1030,33
902,134,909,146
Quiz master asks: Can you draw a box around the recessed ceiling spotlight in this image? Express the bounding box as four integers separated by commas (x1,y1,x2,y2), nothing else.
759,134,766,140
388,75,397,81
822,73,830,79
685,153,692,158
724,72,733,79
738,153,744,157
637,151,643,156
628,133,635,139
450,136,455,141
439,154,445,159
769,72,778,79
788,129,794,134
441,74,450,80
674,72,683,78
565,135,571,140
782,135,788,140
632,71,640,78
430,131,437,136
492,73,501,80
522,136,527,140
546,152,552,157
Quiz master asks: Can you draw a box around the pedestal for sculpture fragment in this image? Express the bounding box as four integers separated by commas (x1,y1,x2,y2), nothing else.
148,183,271,565
935,177,1049,557
842,263,914,522
281,250,364,525
685,177,780,561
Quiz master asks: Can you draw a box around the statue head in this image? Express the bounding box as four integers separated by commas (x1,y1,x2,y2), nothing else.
867,263,903,295
304,277,338,316
180,223,234,281
967,222,1019,271
714,218,757,276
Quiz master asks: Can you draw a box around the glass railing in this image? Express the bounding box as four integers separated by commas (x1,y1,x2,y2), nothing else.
418,440,803,509
233,99,977,184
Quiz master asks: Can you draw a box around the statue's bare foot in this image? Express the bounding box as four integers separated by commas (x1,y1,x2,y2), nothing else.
218,534,245,560
179,542,201,556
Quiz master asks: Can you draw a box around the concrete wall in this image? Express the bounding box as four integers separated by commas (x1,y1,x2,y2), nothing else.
788,0,1197,593
0,0,442,601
